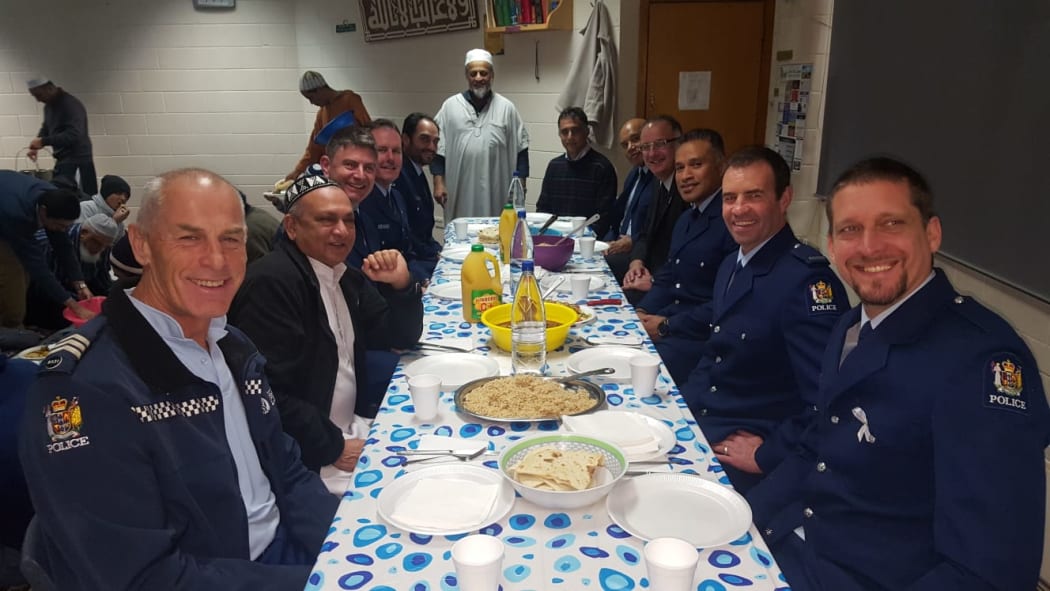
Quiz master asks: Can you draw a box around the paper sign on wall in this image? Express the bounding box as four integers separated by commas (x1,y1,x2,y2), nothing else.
678,71,711,111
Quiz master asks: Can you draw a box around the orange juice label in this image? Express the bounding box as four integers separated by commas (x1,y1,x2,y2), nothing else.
470,290,502,321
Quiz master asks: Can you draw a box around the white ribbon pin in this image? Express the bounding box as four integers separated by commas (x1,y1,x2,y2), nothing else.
852,406,876,444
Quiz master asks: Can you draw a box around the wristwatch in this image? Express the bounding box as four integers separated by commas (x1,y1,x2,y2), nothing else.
657,318,670,337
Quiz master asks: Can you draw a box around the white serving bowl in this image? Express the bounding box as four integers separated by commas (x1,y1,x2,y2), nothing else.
498,434,628,510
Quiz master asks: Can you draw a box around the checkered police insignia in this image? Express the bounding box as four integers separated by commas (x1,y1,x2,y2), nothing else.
245,379,263,396
130,395,220,423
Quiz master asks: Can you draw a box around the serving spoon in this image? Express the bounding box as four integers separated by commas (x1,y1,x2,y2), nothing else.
551,367,615,383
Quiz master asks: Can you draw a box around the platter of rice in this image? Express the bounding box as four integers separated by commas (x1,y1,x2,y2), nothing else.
454,374,605,422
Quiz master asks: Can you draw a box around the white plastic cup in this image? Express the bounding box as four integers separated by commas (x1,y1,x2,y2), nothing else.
452,534,505,591
579,236,597,258
630,355,662,397
644,537,699,591
570,274,591,301
454,219,470,241
408,374,442,420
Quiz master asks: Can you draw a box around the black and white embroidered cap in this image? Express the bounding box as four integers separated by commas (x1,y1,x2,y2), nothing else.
284,174,341,211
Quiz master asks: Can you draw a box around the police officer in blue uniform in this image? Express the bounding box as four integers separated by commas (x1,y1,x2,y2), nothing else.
632,129,736,385
399,113,443,262
749,157,1050,591
357,120,435,282
19,169,337,590
680,146,848,494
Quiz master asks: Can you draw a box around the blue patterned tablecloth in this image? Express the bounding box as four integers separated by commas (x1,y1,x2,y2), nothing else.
306,219,788,591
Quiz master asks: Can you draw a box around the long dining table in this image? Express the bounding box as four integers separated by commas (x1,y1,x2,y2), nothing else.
305,218,788,591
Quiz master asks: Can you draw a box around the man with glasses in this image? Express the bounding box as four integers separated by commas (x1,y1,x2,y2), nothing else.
536,107,618,238
622,115,686,302
283,71,372,183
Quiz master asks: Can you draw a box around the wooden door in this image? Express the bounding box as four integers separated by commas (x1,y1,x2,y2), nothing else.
639,0,773,154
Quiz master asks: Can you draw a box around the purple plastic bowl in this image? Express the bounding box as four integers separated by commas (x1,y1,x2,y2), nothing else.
532,234,575,271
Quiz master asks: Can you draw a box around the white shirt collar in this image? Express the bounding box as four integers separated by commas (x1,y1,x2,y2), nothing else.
736,233,778,268
567,146,591,161
307,256,347,288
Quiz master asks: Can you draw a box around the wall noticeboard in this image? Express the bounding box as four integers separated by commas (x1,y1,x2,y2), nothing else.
360,0,479,42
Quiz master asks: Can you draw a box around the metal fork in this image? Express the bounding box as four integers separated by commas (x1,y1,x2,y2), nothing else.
397,449,488,462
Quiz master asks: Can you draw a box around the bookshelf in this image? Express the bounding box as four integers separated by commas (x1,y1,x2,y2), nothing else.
485,0,572,33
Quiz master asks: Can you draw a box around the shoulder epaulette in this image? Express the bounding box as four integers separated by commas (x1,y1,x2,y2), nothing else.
789,242,830,266
39,333,93,374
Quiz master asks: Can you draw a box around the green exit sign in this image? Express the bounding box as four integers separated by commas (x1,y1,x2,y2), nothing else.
336,21,356,33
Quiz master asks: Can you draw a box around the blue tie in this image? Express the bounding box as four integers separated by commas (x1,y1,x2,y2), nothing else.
859,322,874,342
725,261,743,294
620,170,649,235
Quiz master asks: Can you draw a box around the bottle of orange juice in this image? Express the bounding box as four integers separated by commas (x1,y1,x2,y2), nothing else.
498,203,516,264
461,244,502,322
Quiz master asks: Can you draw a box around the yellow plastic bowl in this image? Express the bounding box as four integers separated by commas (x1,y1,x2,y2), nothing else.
481,302,579,352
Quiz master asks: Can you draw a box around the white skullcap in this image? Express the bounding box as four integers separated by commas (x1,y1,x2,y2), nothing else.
299,70,327,92
26,77,51,89
82,214,120,241
464,49,493,66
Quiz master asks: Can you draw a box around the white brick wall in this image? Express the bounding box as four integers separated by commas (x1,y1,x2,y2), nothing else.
0,0,628,214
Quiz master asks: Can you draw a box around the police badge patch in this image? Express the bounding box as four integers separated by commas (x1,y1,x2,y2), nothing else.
44,396,91,453
808,279,839,315
985,355,1028,413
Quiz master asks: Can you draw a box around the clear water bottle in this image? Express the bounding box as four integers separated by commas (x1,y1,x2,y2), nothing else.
512,260,547,375
508,209,533,297
508,172,526,213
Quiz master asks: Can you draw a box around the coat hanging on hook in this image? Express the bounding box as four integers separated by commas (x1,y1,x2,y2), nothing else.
555,0,617,147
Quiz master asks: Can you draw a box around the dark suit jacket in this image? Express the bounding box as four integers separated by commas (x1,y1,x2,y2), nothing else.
629,177,685,273
604,166,654,242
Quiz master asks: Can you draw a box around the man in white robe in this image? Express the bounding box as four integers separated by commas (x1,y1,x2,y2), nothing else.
432,49,530,218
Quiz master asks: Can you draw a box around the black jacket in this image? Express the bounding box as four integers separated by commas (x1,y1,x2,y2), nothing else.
20,288,337,590
229,239,423,470
629,177,686,273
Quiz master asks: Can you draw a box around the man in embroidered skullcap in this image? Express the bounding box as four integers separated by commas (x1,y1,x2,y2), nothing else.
282,71,372,182
747,157,1050,591
432,48,530,217
229,173,423,494
20,168,338,589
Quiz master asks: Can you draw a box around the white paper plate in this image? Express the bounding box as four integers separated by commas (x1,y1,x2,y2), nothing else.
526,212,551,224
567,347,651,382
377,464,514,535
405,353,500,388
563,262,608,273
540,274,604,293
427,281,462,300
563,411,675,461
574,240,610,254
441,245,473,262
606,473,752,547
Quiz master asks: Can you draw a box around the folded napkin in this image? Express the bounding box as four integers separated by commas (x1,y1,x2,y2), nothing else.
391,477,499,529
416,435,488,453
562,411,661,457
